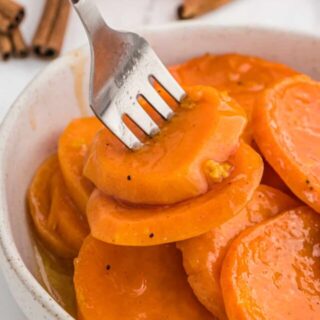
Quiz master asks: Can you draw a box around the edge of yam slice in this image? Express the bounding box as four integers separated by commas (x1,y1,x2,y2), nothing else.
74,236,215,320
28,155,76,258
177,184,299,320
49,171,89,253
221,206,320,320
86,142,263,246
254,75,320,212
84,85,247,205
170,53,298,143
28,155,89,258
58,117,103,214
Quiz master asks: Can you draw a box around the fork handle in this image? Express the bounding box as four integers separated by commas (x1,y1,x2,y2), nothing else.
71,0,112,38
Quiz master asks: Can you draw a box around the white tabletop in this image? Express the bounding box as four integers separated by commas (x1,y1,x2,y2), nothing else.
1,0,320,318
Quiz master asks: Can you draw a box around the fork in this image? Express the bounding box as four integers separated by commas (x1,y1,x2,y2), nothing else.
71,0,186,149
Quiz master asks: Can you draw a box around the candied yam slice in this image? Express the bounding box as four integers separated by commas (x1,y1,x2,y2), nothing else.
171,54,297,116
74,236,215,320
28,155,88,258
221,206,320,320
28,155,75,258
84,86,247,205
87,142,263,246
177,185,299,320
170,54,297,142
49,171,89,253
254,76,320,212
58,117,103,214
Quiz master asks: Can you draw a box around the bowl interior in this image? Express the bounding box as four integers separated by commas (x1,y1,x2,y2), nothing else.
2,24,320,319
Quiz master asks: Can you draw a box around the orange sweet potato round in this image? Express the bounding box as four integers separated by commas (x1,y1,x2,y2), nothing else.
74,236,216,320
170,53,297,142
177,185,299,320
221,206,320,320
84,86,247,205
87,142,263,246
254,76,320,212
58,117,103,214
28,155,88,258
49,171,89,253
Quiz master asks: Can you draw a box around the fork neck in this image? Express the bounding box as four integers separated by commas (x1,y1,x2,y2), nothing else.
71,0,112,38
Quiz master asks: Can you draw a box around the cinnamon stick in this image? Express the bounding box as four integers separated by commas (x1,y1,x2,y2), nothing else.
11,28,28,57
0,33,12,60
32,0,60,55
178,0,232,19
0,0,24,27
0,11,14,34
45,0,70,57
32,0,70,58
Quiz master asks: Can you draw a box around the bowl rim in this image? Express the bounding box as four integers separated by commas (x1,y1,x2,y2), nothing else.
0,22,320,319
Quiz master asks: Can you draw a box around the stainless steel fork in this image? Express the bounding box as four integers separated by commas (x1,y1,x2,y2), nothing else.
71,0,186,149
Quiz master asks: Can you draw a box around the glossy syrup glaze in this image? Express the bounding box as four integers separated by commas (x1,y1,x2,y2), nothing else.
27,52,320,320
84,86,247,206
177,185,299,319
86,142,263,246
74,236,216,320
254,76,320,212
170,53,297,142
221,206,320,320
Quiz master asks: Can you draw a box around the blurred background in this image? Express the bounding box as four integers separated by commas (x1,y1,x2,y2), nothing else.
1,0,320,121
0,0,320,318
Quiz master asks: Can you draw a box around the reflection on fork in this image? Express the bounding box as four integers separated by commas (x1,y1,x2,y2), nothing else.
71,0,186,149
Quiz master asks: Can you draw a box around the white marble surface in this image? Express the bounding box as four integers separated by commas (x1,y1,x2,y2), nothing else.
1,0,320,318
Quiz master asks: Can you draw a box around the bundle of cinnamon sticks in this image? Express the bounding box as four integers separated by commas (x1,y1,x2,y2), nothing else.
1,0,233,61
0,0,71,61
178,0,233,19
0,0,28,60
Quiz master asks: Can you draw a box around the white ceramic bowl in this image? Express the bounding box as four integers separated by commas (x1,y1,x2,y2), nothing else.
1,23,320,320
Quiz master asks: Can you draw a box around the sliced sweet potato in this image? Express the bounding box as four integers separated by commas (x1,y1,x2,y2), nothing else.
170,54,297,142
254,76,320,212
221,206,320,320
177,185,299,320
87,142,263,246
74,236,216,320
84,86,247,205
58,117,103,214
28,155,88,258
49,171,89,253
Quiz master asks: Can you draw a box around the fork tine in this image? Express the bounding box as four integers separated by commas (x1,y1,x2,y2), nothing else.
102,112,143,150
125,101,160,136
142,83,175,120
73,0,187,149
150,60,186,102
